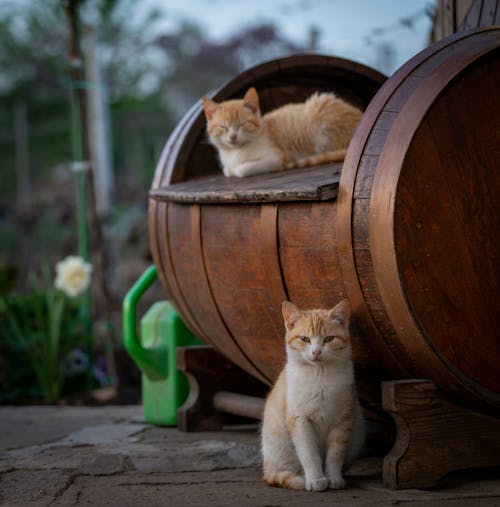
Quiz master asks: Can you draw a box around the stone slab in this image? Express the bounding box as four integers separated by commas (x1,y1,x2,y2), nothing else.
1,405,499,507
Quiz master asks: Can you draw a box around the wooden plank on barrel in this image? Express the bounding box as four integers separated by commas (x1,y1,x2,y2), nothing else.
167,203,267,383
150,164,341,204
278,201,345,309
148,199,172,300
201,205,285,382
260,204,289,340
155,201,207,341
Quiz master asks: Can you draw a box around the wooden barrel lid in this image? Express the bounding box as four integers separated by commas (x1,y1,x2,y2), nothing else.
339,27,500,413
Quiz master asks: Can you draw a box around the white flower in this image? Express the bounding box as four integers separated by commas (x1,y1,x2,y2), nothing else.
54,255,92,298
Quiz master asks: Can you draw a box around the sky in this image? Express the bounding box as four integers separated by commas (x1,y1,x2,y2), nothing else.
140,0,434,75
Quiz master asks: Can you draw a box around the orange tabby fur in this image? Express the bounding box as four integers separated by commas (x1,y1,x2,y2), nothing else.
261,299,365,492
202,88,362,177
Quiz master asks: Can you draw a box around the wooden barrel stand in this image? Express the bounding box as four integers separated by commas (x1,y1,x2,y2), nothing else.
382,380,500,489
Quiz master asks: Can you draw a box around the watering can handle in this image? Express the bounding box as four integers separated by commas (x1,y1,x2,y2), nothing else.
123,265,167,379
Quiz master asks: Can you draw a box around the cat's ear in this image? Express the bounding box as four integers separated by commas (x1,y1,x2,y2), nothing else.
328,299,351,329
282,301,301,331
202,96,218,120
243,87,259,114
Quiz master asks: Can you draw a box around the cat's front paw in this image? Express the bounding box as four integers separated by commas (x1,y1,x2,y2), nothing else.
306,476,329,492
231,166,247,178
328,475,346,489
231,162,257,178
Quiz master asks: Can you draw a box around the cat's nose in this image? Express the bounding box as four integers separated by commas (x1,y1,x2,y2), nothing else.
312,348,322,359
229,132,237,142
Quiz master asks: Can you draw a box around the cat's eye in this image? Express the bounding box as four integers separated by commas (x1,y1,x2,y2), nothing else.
299,336,310,343
216,124,228,131
324,336,344,348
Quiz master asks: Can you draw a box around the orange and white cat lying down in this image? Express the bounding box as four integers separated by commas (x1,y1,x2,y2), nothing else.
202,87,362,178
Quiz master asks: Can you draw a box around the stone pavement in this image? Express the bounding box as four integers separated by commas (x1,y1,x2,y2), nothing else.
1,405,499,506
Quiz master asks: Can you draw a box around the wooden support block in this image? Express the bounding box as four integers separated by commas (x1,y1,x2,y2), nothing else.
176,345,268,431
382,379,500,490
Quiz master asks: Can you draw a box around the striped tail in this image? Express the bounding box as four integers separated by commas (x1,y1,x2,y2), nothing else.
285,148,347,170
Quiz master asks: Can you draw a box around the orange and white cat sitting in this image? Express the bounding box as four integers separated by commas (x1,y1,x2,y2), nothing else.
202,87,362,178
261,299,365,492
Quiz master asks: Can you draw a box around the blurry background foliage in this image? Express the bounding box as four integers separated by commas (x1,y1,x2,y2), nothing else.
0,0,311,402
0,0,305,199
0,0,308,276
0,287,90,403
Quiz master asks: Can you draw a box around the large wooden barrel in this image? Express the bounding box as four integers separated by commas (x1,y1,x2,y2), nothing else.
149,30,500,415
149,55,386,385
338,26,500,414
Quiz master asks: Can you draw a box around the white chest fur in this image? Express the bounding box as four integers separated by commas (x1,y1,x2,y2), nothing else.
217,133,282,177
286,362,353,434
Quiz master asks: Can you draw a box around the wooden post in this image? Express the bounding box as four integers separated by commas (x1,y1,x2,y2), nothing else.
382,379,500,489
430,0,500,42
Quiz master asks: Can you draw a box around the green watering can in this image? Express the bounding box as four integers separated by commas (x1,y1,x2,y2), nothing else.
123,266,202,426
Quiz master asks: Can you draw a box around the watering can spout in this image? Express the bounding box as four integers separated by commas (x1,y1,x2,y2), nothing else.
123,266,167,380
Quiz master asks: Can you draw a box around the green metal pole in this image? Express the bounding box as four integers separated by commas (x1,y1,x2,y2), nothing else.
69,76,89,253
64,0,93,389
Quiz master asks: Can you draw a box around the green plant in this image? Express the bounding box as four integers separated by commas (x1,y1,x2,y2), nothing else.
1,256,92,402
